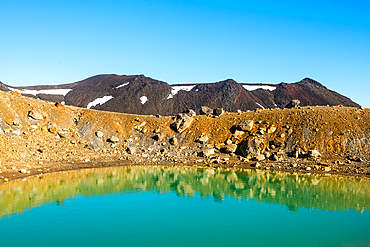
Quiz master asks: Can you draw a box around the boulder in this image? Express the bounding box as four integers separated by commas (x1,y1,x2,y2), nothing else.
28,110,43,120
255,154,266,161
267,125,277,134
238,136,264,158
197,134,208,143
55,102,66,110
234,130,244,138
135,122,147,133
48,124,59,133
185,109,196,117
155,133,165,142
309,149,321,158
126,146,137,154
200,106,213,115
199,148,215,157
285,99,300,108
58,131,68,138
96,131,104,138
171,113,194,133
224,144,238,153
109,136,120,143
213,108,225,116
236,120,254,132
169,137,178,145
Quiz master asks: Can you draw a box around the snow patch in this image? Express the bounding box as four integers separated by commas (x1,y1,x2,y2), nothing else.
243,85,276,91
8,87,72,96
115,82,130,89
167,85,195,99
87,96,113,109
256,102,265,109
140,96,148,104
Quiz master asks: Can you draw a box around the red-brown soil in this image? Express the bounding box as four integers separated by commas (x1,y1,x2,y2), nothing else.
0,90,369,183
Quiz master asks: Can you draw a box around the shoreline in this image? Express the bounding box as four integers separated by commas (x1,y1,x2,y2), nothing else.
1,153,369,184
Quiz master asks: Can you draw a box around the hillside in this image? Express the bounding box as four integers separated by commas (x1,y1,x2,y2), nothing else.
0,75,360,116
0,90,368,182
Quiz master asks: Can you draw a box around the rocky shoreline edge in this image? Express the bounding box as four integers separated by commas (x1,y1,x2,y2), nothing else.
0,91,369,183
2,155,370,184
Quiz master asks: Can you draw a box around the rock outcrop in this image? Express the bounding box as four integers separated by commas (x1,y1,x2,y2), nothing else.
171,113,194,133
0,89,368,183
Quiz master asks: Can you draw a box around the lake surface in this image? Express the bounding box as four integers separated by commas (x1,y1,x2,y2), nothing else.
1,165,370,247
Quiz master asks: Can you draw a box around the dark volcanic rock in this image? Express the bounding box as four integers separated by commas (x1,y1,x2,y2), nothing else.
274,78,359,108
65,74,173,115
0,75,360,116
213,108,225,116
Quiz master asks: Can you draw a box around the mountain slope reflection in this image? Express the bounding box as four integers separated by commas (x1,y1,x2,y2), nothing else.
1,165,369,217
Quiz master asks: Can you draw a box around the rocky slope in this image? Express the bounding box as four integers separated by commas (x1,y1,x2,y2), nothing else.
0,90,369,183
0,75,360,116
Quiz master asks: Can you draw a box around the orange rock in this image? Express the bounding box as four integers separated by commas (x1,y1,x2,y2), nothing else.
171,114,194,133
11,91,21,96
267,125,277,134
48,124,58,133
55,102,66,110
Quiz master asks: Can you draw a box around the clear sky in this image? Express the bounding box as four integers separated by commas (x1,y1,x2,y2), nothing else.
1,0,369,106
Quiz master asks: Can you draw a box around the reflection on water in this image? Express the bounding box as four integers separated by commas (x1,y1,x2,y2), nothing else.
1,165,369,217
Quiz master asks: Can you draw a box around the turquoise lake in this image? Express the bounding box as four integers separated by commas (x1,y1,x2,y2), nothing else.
0,165,369,247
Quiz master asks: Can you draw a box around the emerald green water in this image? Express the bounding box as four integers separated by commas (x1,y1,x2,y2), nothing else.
1,166,369,246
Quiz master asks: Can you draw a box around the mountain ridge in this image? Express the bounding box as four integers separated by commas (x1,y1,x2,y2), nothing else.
0,75,360,115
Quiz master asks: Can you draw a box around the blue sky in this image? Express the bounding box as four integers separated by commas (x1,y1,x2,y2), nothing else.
1,0,369,106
